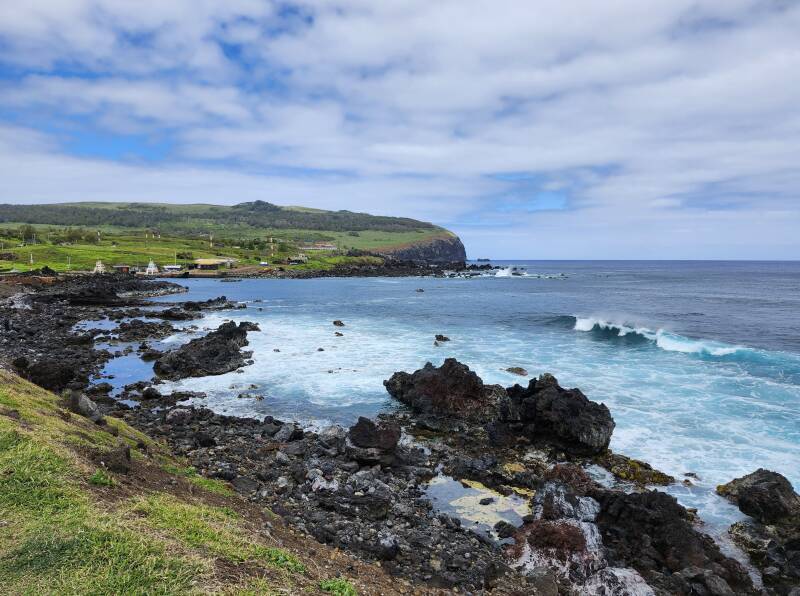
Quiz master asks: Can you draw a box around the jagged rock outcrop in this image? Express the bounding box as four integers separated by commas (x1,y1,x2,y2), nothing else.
385,360,614,455
718,469,800,594
377,235,467,265
384,358,506,423
498,373,615,455
717,468,799,524
153,321,259,380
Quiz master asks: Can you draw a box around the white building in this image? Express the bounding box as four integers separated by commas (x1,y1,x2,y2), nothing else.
144,260,159,275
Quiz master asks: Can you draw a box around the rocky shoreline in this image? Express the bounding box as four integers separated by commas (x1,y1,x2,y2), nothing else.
1,273,797,594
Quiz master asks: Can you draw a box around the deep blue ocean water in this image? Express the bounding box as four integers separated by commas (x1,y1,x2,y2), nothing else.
112,260,799,527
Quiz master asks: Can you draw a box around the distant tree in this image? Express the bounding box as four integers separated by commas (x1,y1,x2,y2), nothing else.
65,228,84,243
18,224,36,241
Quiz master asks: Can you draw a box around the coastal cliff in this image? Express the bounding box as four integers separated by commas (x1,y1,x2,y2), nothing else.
377,234,467,265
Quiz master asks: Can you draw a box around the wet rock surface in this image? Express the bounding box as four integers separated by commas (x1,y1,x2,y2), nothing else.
153,320,259,380
718,468,800,525
593,489,756,595
0,274,186,393
719,469,800,594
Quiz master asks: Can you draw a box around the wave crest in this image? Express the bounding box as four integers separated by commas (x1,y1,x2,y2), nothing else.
572,316,745,357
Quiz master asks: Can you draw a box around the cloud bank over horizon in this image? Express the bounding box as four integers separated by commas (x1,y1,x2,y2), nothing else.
0,1,798,259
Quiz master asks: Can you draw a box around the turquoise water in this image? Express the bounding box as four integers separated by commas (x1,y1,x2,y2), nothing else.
134,261,799,524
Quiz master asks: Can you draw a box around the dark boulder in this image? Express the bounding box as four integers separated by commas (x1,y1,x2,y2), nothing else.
348,417,400,451
346,417,401,465
384,359,505,422
183,296,234,311
141,386,162,400
594,489,755,595
195,431,216,448
18,357,79,392
717,469,799,524
501,374,614,455
153,321,259,380
718,469,800,593
158,307,196,321
67,390,104,424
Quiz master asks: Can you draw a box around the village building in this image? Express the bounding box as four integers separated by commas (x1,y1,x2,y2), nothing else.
300,242,338,251
193,257,236,271
288,254,308,265
92,260,105,274
144,260,159,275
112,265,131,274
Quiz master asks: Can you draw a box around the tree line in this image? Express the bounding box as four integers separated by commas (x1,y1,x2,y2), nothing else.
0,201,436,233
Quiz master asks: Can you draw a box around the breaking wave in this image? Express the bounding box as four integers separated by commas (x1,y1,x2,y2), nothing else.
572,316,748,358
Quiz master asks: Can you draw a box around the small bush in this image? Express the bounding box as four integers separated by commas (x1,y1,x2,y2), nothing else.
320,577,358,596
89,469,115,487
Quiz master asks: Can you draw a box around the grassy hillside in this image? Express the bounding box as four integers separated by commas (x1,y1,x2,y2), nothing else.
0,369,405,595
0,201,454,272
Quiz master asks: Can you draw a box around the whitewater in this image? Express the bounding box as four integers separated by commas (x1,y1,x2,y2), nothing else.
100,261,800,529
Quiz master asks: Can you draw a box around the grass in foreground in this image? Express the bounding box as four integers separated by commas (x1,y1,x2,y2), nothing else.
0,370,370,594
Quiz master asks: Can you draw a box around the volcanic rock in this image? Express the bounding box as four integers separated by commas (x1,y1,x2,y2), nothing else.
594,489,755,595
500,374,615,454
384,359,505,423
717,468,799,524
153,321,259,380
348,417,400,451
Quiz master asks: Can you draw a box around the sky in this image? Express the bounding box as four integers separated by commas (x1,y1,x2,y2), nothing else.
0,1,799,259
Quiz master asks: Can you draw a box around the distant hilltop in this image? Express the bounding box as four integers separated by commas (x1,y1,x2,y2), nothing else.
0,200,465,273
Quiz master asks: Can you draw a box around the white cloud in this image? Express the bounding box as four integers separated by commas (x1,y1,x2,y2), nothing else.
0,0,798,258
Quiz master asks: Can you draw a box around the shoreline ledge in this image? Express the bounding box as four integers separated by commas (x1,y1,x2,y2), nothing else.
1,273,791,593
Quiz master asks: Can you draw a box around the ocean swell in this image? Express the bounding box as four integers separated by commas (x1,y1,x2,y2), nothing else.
573,316,746,357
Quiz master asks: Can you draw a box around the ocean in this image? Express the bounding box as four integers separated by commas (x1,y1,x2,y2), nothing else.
108,260,800,528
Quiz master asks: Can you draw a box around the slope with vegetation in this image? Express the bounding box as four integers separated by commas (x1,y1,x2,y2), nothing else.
0,201,465,273
0,368,412,595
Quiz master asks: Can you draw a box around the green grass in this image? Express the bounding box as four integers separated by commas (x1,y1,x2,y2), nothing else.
89,469,115,487
0,369,385,594
0,427,201,594
161,464,235,496
132,494,306,572
320,578,358,595
0,214,450,273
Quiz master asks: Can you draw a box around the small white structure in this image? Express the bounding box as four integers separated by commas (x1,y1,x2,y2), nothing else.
92,260,106,274
163,264,182,272
144,260,159,275
259,261,270,267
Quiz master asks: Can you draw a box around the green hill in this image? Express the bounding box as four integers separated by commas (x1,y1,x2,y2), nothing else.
0,201,465,273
